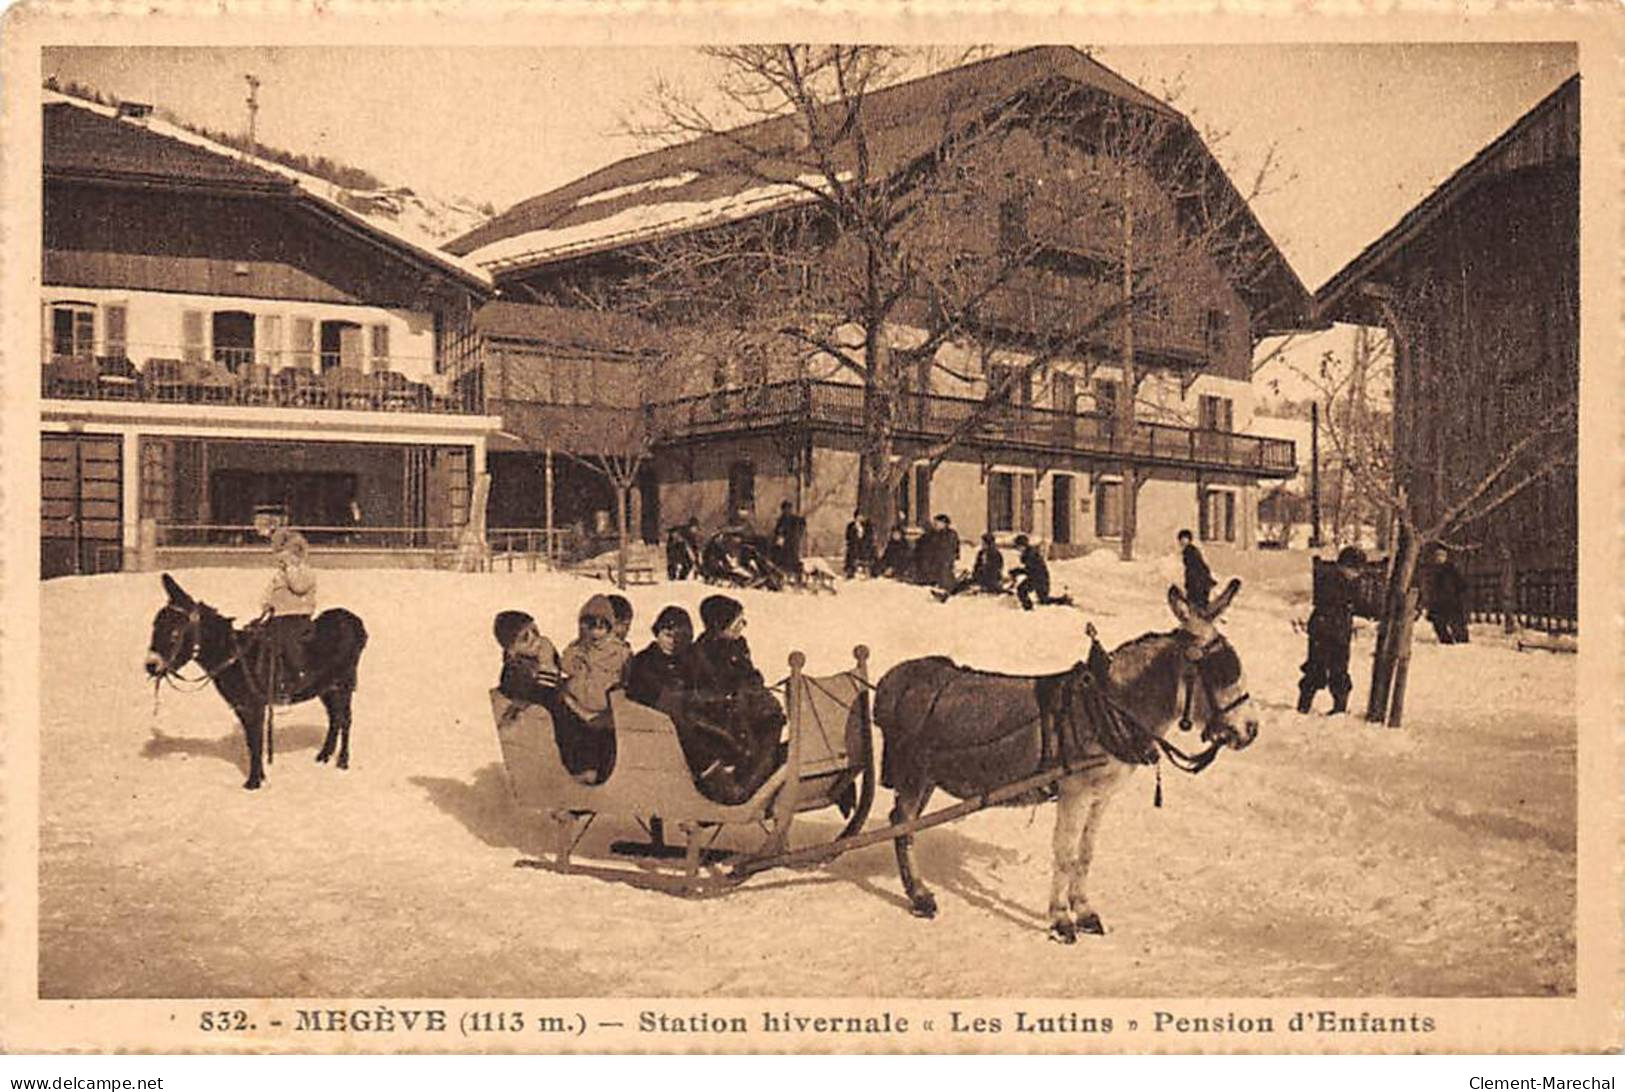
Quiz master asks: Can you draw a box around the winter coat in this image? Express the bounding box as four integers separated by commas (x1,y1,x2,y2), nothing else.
878,536,914,579
917,528,959,588
844,519,876,563
771,513,807,568
1182,543,1215,602
499,646,562,707
1012,546,1051,599
1308,568,1359,647
560,635,630,722
1426,561,1469,616
625,642,689,708
972,545,1005,592
262,563,316,617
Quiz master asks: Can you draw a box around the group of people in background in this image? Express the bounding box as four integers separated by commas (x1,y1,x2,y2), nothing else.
664,501,810,591
494,591,786,805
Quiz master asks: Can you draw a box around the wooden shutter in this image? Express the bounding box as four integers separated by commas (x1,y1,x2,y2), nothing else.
1224,491,1236,542
181,310,206,363
1019,473,1035,533
291,317,315,370
1199,488,1211,541
103,304,127,360
914,464,932,524
259,315,283,368
370,324,390,372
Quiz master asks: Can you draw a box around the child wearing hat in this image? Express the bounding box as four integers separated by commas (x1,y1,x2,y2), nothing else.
561,594,631,727
677,595,787,803
261,528,316,679
626,605,694,709
493,610,562,706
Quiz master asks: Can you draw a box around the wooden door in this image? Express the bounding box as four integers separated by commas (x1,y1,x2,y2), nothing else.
1052,473,1074,544
41,432,122,578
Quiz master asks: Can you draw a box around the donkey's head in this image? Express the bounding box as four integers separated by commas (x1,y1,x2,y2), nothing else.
146,574,202,678
1167,578,1257,750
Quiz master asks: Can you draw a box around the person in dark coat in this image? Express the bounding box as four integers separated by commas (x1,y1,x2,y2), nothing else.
844,511,876,578
1010,534,1059,611
626,605,694,708
770,500,807,581
877,526,914,580
917,513,959,590
935,532,1005,601
1424,544,1471,645
1178,528,1216,611
1298,545,1365,715
676,595,787,804
665,518,701,580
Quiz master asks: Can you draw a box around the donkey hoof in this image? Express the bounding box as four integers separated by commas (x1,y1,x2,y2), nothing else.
336,756,349,770
314,750,331,764
1049,920,1078,944
1077,912,1105,936
243,777,262,791
909,893,938,919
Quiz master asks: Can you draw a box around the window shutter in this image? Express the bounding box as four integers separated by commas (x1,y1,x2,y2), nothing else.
370,323,390,371
1019,473,1035,533
1224,491,1236,542
181,310,205,363
1221,398,1234,432
291,317,315,370
103,304,127,360
915,465,932,524
1199,489,1211,541
259,315,283,368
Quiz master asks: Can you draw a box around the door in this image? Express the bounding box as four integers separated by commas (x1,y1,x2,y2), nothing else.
1052,473,1074,544
41,432,123,578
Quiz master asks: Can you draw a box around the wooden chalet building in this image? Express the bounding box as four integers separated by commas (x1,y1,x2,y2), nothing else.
1315,76,1578,618
448,48,1312,557
40,93,502,577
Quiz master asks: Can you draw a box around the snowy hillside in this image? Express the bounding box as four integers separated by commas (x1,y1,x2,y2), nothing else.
334,186,491,246
38,553,1575,999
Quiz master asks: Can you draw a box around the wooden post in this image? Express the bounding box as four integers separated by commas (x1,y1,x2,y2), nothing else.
1309,401,1323,548
543,446,555,566
1499,544,1517,634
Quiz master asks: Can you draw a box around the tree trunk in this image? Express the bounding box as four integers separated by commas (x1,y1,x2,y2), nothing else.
1365,521,1422,724
1385,577,1422,728
614,481,630,590
1499,545,1518,634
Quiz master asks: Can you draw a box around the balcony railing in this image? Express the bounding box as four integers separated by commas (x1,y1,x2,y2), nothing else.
40,347,483,416
649,380,1297,476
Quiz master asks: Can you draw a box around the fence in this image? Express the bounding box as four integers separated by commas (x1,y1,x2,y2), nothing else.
155,523,464,551
1467,568,1577,635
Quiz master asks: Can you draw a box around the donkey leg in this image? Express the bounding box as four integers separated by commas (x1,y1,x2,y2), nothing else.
239,704,266,790
319,689,353,770
1048,778,1092,943
890,777,938,919
1068,795,1114,936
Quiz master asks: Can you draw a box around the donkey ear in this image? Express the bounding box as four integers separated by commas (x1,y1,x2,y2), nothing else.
1205,577,1243,620
161,573,192,607
1167,584,1192,624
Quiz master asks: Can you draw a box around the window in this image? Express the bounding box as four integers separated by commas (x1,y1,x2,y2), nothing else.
1204,308,1229,361
898,463,933,527
1198,394,1234,432
987,470,1035,534
103,304,127,362
727,460,755,520
986,365,1031,410
1093,378,1118,418
50,302,95,360
370,324,391,373
1095,478,1123,538
1201,488,1237,543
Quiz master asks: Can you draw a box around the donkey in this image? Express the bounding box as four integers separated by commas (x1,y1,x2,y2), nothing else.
145,574,368,790
873,579,1258,941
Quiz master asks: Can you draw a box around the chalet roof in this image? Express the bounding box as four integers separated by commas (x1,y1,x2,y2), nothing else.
43,93,493,293
473,300,659,352
1314,74,1579,327
443,47,1313,335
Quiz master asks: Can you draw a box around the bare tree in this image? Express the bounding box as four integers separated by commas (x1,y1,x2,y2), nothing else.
573,45,1291,554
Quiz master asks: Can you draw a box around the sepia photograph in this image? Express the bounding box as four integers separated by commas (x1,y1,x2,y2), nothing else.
2,4,1619,1058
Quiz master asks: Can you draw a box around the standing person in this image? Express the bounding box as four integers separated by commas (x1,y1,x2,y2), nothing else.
260,528,316,683
1010,534,1057,611
1178,528,1215,611
1424,544,1471,644
877,525,914,580
1298,546,1365,715
919,513,958,590
844,511,876,578
770,500,807,580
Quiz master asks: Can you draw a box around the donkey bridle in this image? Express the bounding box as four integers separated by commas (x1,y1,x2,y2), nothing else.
152,604,247,690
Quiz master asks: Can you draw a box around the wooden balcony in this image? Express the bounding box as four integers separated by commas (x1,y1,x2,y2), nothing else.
648,380,1296,477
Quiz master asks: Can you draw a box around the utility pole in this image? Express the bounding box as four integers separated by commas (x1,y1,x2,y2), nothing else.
1117,177,1139,562
244,74,261,156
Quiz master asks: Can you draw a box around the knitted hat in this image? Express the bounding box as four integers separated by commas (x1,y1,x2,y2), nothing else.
269,528,308,558
652,605,694,638
578,594,615,626
607,594,634,624
699,594,744,633
493,610,533,650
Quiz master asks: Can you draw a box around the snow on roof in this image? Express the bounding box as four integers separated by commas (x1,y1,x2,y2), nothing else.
575,171,701,208
43,90,492,289
466,172,850,271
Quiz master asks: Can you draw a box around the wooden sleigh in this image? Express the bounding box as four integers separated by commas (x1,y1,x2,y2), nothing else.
490,647,877,894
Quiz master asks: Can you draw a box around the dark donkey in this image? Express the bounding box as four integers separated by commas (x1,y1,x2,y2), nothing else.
873,579,1258,941
144,574,368,790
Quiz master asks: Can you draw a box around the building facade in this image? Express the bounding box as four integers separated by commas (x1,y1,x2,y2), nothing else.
40,95,501,577
448,48,1307,558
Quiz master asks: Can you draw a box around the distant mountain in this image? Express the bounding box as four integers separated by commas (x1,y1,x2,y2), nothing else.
333,187,493,246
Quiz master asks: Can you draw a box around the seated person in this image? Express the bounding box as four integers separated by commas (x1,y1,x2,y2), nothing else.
493,609,562,706
877,526,914,581
607,594,635,663
676,595,788,804
935,532,1005,601
558,594,629,782
625,605,694,709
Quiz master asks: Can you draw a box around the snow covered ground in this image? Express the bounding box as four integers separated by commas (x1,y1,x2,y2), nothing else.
37,552,1575,998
